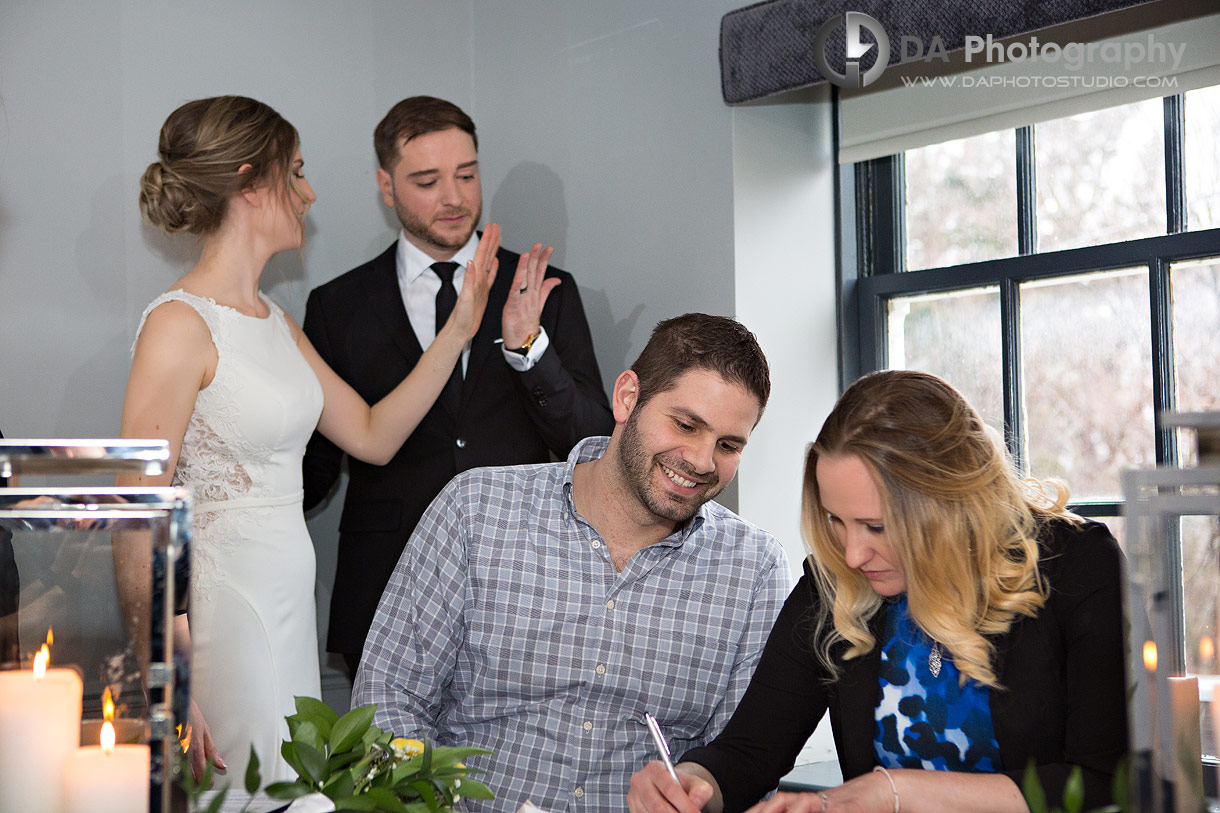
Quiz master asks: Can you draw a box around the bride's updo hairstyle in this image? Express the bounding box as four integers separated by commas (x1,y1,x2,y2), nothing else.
140,96,299,236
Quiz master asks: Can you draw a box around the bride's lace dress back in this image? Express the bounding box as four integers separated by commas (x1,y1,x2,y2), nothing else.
136,290,324,789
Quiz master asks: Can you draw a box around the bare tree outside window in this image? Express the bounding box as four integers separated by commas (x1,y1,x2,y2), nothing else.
1036,100,1166,253
905,130,1017,271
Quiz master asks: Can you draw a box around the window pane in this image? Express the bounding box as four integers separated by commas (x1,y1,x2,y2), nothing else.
1172,258,1220,466
1186,85,1220,231
1173,258,1220,413
1035,99,1166,252
886,287,1003,431
905,130,1017,271
1021,268,1154,499
1184,515,1220,678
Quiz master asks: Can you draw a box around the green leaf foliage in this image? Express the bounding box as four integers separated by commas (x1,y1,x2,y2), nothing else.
204,788,228,813
1110,759,1129,812
1023,760,1049,813
1063,766,1085,813
454,778,495,801
331,704,378,753
326,748,363,775
407,779,439,810
183,696,492,812
296,695,340,730
323,770,356,801
245,746,262,795
427,746,492,768
265,780,313,800
295,739,328,786
365,786,413,812
281,740,308,782
296,719,326,754
420,739,432,774
1021,757,1131,813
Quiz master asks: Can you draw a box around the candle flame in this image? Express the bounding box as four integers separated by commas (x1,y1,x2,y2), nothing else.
101,720,115,753
33,644,48,679
1201,636,1215,663
103,687,115,722
1144,640,1158,673
46,628,53,648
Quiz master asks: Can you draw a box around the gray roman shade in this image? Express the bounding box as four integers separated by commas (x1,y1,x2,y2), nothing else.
720,0,1158,103
721,0,1220,164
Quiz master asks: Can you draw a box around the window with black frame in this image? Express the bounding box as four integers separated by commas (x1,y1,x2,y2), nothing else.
845,84,1220,675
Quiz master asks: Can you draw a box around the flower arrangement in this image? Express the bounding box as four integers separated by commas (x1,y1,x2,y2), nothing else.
182,697,493,812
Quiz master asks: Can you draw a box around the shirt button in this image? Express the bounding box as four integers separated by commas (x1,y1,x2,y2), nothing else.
605,599,615,610
574,787,584,798
455,438,467,449
591,540,601,549
595,664,606,675
583,721,593,732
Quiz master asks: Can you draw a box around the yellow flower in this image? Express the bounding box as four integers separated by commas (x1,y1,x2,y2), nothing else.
390,737,425,759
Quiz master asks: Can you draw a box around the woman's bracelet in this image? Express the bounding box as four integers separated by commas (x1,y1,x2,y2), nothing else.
873,765,900,813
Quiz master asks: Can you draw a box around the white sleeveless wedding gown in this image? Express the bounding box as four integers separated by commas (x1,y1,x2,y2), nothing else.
136,290,323,788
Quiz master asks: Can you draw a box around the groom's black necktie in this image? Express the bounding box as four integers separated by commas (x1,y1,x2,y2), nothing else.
431,261,463,415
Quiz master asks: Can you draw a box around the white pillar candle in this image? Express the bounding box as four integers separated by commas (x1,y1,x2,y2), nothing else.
1169,676,1203,813
0,664,84,812
63,722,150,813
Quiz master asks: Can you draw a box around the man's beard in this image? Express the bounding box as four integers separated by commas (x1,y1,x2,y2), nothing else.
395,193,482,255
614,410,722,524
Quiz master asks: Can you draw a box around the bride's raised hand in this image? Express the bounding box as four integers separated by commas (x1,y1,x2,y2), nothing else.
184,697,224,781
443,222,500,341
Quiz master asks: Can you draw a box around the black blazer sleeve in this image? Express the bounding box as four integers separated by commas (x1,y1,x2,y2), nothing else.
993,519,1127,808
680,520,1128,813
680,562,830,813
301,287,345,511
512,263,614,456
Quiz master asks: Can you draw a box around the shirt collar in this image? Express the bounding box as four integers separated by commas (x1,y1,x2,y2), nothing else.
396,229,480,286
562,436,708,543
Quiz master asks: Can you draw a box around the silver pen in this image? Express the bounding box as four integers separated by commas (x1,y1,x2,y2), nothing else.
644,712,681,784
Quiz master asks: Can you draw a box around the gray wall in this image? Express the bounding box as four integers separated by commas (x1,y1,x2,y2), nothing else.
1,1,839,724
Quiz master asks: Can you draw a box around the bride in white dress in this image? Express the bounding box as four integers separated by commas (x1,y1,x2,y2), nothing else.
117,96,502,786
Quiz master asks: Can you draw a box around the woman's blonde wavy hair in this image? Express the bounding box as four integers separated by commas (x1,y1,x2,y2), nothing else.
802,370,1078,688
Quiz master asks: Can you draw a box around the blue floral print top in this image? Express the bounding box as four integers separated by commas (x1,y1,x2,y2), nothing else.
874,595,1002,772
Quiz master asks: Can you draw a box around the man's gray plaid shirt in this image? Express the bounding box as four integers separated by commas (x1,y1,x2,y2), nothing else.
354,435,792,811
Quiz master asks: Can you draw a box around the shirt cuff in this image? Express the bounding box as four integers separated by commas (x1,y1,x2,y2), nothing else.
501,326,550,371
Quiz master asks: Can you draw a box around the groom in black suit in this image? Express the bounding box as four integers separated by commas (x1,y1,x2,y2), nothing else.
302,96,614,676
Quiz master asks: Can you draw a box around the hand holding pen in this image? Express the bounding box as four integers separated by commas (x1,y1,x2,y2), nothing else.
645,712,681,784
629,717,718,813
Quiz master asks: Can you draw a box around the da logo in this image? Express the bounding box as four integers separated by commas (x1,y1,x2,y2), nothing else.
813,12,890,89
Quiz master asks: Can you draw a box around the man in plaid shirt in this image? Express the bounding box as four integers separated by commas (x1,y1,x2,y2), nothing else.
354,313,792,811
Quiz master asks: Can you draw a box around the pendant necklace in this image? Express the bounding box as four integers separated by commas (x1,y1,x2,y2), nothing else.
929,641,943,678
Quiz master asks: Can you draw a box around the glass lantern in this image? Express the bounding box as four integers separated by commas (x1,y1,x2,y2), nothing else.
0,440,190,813
1124,413,1220,813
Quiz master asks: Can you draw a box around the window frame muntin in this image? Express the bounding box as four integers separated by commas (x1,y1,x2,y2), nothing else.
843,93,1220,515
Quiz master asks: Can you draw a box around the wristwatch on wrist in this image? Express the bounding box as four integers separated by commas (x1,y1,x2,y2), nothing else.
507,329,541,356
